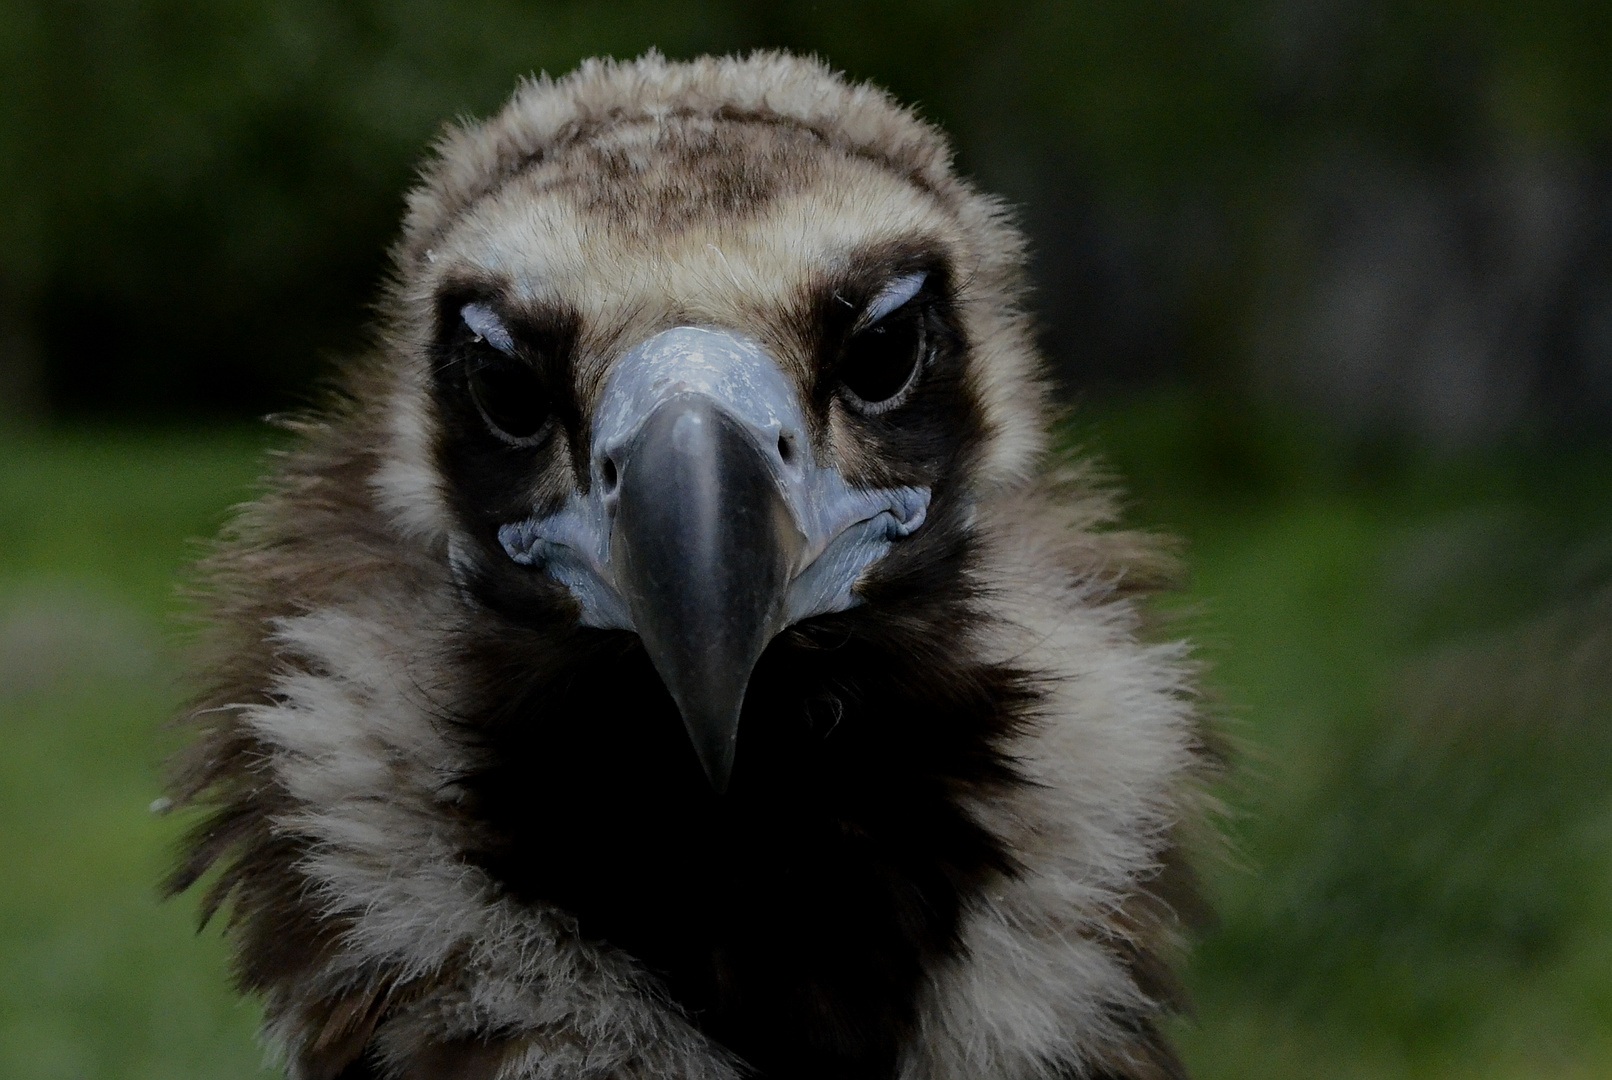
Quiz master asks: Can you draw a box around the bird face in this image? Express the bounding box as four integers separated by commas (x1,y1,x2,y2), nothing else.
166,59,1203,1080
403,124,991,793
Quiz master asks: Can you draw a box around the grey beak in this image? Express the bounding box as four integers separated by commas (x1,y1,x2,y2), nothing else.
496,326,931,795
611,396,805,792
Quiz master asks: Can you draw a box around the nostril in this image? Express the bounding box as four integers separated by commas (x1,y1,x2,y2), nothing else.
600,457,619,492
777,432,797,465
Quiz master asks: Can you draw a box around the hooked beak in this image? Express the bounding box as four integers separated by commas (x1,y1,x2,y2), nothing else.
611,396,803,791
497,327,930,793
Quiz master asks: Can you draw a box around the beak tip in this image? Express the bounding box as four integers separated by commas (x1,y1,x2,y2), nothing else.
687,721,738,795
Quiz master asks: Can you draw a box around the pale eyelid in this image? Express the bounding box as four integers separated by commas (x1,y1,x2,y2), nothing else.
460,302,518,356
859,271,927,329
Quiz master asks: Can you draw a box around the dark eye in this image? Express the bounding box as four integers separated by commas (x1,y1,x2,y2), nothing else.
467,352,552,441
839,300,926,411
458,303,551,442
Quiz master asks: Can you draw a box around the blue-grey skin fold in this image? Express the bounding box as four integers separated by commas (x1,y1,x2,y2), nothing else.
497,326,930,629
494,324,930,790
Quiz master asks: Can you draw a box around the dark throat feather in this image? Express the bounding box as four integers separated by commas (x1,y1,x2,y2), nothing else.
451,505,1034,1080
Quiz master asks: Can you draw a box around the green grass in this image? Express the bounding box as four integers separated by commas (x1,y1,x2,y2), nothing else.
2,408,1611,1078
0,427,275,1080
1082,395,1612,1078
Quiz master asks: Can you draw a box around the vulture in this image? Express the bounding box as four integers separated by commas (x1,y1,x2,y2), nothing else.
165,52,1212,1080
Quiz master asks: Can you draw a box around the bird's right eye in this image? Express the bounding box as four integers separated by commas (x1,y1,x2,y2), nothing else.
459,303,552,443
467,353,552,441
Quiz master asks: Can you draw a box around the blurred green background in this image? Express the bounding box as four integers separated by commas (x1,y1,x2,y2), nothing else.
2,2,1611,1077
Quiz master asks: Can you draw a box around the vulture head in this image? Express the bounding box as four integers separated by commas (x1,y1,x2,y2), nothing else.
167,52,1210,1080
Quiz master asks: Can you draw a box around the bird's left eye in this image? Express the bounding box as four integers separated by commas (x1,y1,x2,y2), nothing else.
839,295,926,412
